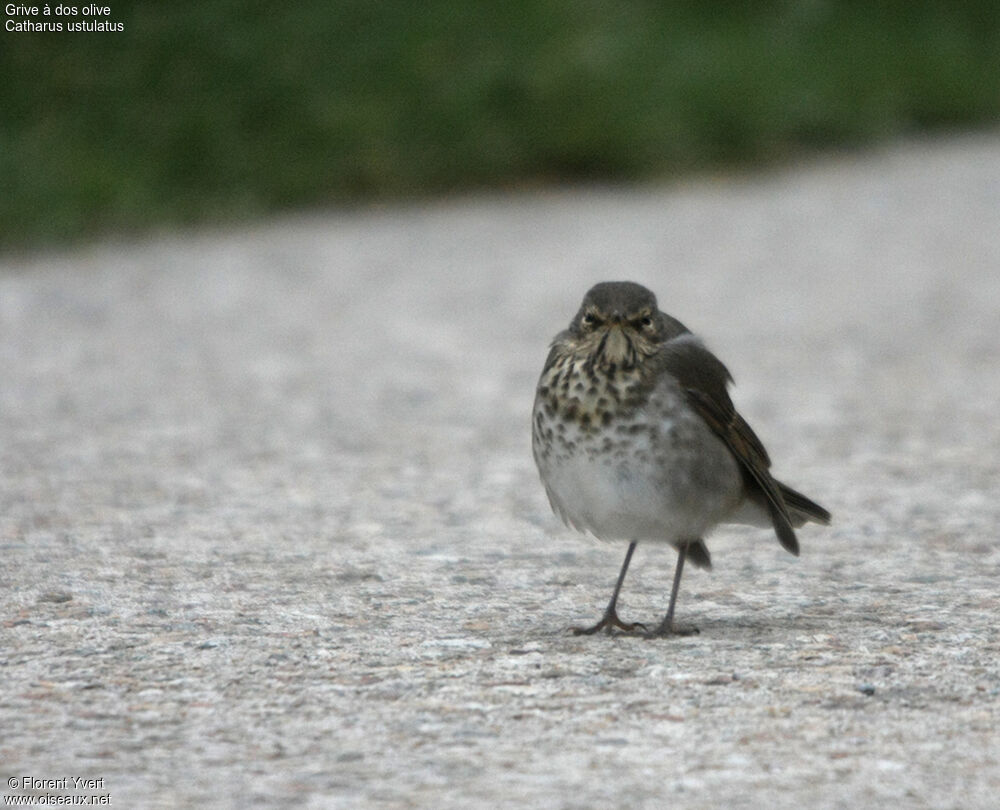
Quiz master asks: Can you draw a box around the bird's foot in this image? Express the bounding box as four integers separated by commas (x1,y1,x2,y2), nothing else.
571,610,646,636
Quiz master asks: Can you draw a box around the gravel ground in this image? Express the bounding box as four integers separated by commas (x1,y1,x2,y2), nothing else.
2,134,1000,809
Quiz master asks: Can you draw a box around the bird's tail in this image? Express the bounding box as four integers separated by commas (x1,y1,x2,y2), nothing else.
777,482,831,527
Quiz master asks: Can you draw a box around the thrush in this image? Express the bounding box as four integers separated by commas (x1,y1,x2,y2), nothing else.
532,281,830,637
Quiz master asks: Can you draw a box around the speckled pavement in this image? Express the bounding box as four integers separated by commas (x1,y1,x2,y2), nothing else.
2,134,999,809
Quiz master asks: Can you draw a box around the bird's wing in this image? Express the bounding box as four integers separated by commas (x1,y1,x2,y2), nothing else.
658,334,799,555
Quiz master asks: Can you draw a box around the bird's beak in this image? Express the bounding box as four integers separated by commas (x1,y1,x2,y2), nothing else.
602,321,631,363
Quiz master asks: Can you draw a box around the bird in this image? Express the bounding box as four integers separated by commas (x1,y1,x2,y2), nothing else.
531,281,830,637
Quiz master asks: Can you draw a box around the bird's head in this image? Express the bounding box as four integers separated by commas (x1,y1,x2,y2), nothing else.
568,281,667,368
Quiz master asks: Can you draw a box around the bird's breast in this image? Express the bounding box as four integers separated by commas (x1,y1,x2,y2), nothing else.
533,354,647,435
532,368,744,542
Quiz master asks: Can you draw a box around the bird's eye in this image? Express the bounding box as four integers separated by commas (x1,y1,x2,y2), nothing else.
640,316,653,328
582,313,598,326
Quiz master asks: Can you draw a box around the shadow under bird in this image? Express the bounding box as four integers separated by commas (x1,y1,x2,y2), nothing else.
532,281,831,637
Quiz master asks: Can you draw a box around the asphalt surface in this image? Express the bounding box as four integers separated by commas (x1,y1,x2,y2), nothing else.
3,134,1000,809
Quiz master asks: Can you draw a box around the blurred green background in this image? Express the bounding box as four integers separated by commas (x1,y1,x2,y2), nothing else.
2,0,999,249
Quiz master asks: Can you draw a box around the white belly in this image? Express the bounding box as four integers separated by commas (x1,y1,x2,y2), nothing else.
534,394,745,544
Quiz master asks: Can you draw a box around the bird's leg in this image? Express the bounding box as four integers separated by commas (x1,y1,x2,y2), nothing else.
571,541,646,635
647,542,700,637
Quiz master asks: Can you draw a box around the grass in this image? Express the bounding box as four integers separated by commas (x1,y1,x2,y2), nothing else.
2,1,999,248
